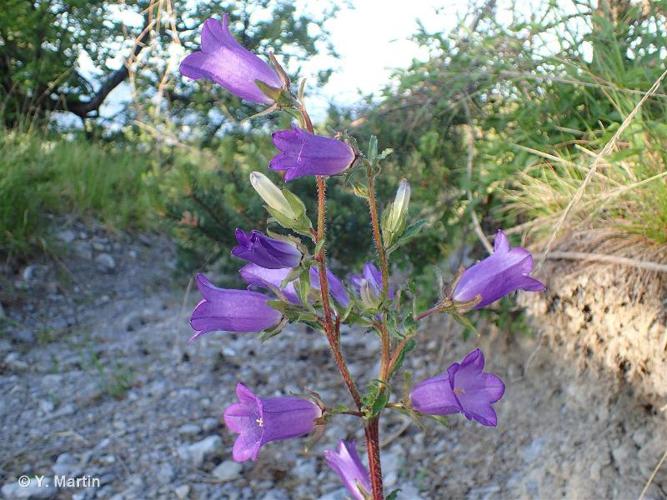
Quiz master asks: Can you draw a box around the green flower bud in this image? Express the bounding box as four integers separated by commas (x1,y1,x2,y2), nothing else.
250,171,298,220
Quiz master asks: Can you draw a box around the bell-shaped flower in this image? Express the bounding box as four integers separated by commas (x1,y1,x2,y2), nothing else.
190,274,282,340
270,125,356,181
324,440,372,500
180,15,282,104
240,263,299,304
224,383,322,462
452,230,545,309
309,267,350,307
410,348,505,427
349,262,394,306
232,228,302,269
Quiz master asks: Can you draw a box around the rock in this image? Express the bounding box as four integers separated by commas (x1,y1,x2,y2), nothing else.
10,330,35,344
318,488,348,500
178,424,201,437
156,463,174,485
212,460,242,482
55,229,76,244
95,253,116,273
52,453,80,476
261,490,289,500
178,435,223,467
39,399,55,414
201,418,219,433
397,483,424,500
0,302,5,319
22,265,48,282
522,437,545,462
293,460,316,481
4,352,28,370
174,485,190,499
1,479,57,499
380,450,402,487
72,241,93,260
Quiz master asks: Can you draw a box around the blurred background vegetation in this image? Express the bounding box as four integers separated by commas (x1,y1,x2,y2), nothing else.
1,0,665,304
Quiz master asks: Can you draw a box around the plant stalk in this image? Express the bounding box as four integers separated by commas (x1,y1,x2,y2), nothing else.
365,417,385,500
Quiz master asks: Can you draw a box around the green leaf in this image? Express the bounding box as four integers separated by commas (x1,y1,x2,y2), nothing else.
367,135,378,163
386,489,402,500
386,219,428,254
388,338,417,379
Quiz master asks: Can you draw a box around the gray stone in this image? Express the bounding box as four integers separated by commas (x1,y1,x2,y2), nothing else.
55,229,76,244
0,302,5,319
261,490,289,500
174,485,190,499
10,330,35,344
522,437,545,462
201,418,219,433
212,460,242,482
293,460,316,481
318,489,348,500
39,399,55,414
178,435,223,467
95,253,116,273
178,424,201,437
22,265,48,282
156,463,174,485
4,352,28,370
52,453,80,476
1,479,57,499
72,241,93,260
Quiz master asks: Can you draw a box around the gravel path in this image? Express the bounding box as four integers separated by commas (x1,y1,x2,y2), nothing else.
1,225,666,499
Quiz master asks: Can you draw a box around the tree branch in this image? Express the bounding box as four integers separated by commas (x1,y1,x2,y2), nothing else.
49,13,152,119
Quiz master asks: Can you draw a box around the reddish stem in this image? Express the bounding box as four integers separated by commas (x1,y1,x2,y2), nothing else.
365,418,384,500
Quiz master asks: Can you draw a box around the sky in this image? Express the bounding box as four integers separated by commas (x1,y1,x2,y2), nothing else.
80,0,553,126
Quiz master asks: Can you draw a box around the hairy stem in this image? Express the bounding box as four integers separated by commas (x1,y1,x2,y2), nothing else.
365,418,384,500
298,104,362,410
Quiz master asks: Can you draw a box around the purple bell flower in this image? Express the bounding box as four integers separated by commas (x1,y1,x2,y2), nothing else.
240,264,299,304
349,262,394,301
310,267,350,307
232,229,302,269
410,348,505,427
270,125,356,181
452,230,545,309
190,274,282,340
324,440,371,500
223,383,322,462
180,15,282,105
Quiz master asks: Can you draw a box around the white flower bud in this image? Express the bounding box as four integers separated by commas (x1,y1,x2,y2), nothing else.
250,171,297,219
384,179,411,240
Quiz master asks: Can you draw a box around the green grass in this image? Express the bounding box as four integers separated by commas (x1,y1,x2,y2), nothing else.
0,131,157,259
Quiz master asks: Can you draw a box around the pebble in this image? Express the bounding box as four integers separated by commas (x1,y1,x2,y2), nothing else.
156,463,175,484
212,460,242,482
55,229,76,244
178,424,201,436
39,399,55,414
10,330,35,344
95,253,116,273
72,241,93,260
52,453,80,476
174,485,190,499
261,489,289,500
4,352,28,370
178,435,223,467
1,480,57,499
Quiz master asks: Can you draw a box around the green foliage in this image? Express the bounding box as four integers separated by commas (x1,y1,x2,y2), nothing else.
328,0,667,309
0,132,156,260
157,128,374,278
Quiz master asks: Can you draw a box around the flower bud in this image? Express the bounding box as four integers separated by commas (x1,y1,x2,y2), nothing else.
250,171,298,220
382,179,411,246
